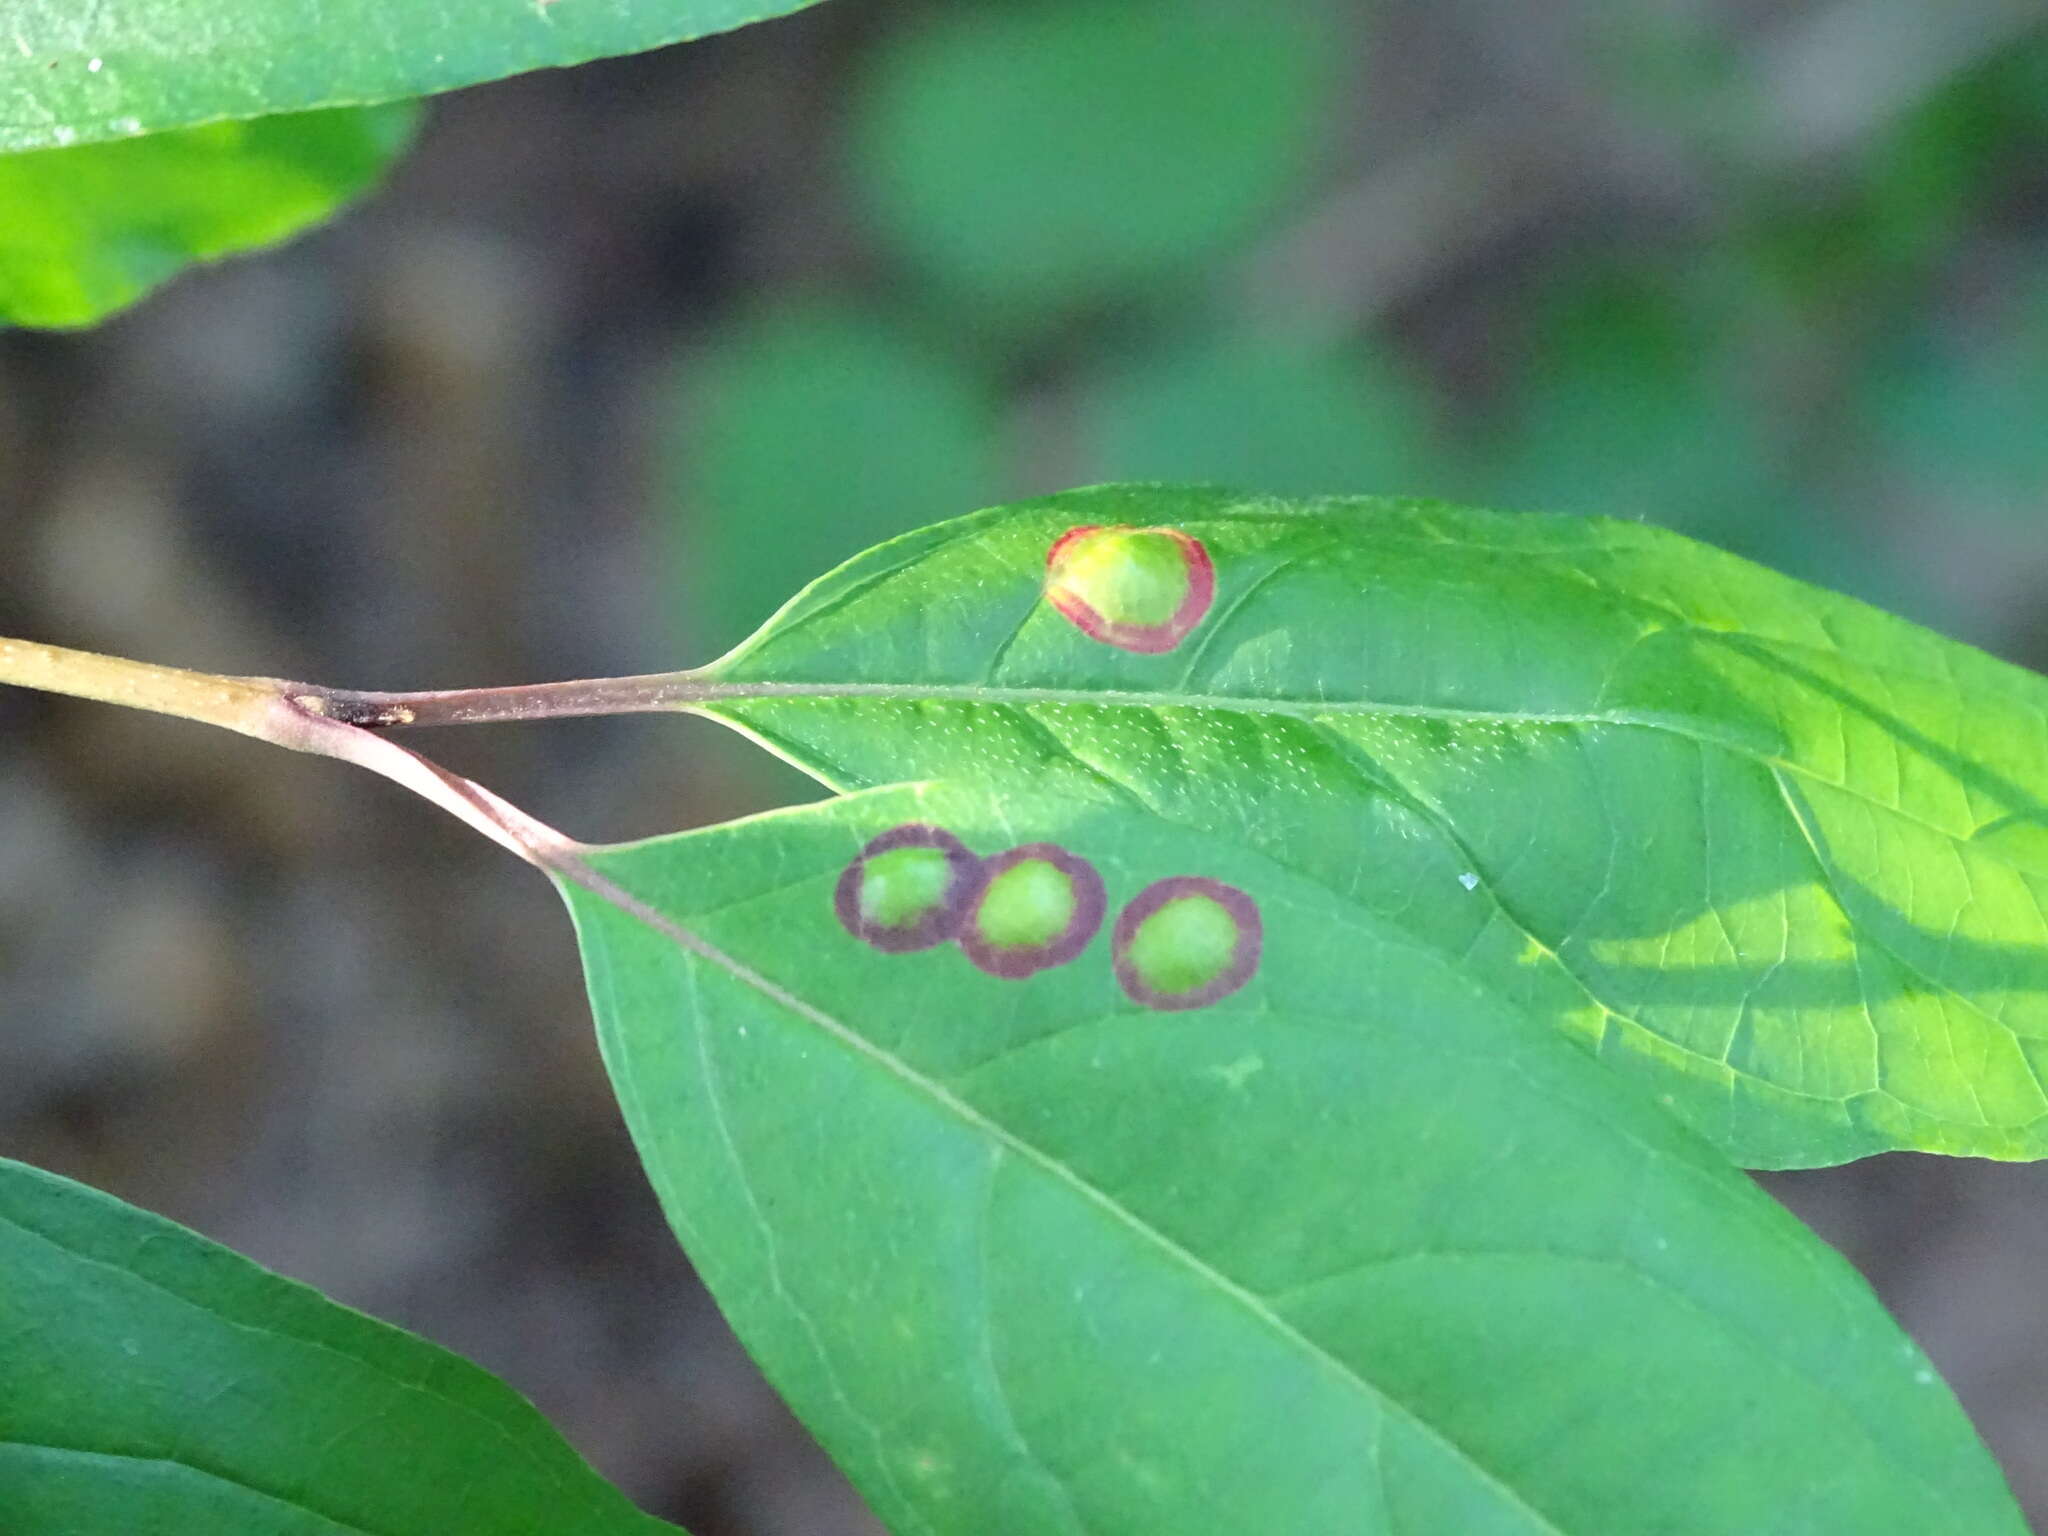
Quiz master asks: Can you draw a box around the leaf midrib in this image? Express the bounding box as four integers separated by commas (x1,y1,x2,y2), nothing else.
695,676,2044,950
697,678,1679,731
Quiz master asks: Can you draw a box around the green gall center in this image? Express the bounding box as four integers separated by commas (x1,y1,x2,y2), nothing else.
1126,894,1239,996
1055,530,1191,628
975,859,1078,950
858,845,955,930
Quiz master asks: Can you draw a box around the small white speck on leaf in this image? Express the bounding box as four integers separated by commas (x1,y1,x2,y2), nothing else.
1914,1368,1934,1385
1209,1053,1265,1091
87,57,103,72
1457,871,1479,890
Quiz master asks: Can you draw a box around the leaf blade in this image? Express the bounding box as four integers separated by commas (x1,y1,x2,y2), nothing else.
687,486,2048,1168
0,1158,676,1536
0,105,415,328
0,0,825,152
567,781,2026,1533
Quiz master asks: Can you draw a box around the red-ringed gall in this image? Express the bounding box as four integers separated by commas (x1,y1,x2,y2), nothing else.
1044,524,1215,654
1112,875,1262,1011
958,842,1107,979
834,824,984,954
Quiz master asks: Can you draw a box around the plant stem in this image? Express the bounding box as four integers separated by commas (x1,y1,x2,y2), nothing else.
0,635,586,869
294,672,708,729
0,635,751,965
295,673,981,728
0,636,284,740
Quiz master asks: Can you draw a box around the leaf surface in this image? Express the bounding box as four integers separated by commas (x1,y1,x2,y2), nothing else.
0,105,414,328
688,486,2048,1169
566,781,2024,1534
672,298,1000,656
0,0,824,152
0,1157,675,1535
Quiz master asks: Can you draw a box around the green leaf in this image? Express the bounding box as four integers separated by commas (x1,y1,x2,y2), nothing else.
0,1157,676,1535
566,780,2024,1533
1,0,826,152
1863,278,2048,530
0,105,415,328
1482,270,1775,546
1081,330,1435,499
850,0,1339,314
684,486,2048,1169
670,297,1000,656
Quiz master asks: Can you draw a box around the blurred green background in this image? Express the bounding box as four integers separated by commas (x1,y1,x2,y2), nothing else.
6,1,2048,1531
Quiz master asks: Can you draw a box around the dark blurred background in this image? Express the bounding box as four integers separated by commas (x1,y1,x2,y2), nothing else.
5,0,2048,1529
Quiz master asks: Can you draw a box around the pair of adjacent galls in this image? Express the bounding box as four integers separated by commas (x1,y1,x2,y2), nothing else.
833,524,1262,1013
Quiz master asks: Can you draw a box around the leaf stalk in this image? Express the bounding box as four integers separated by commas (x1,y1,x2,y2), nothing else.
0,635,590,870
